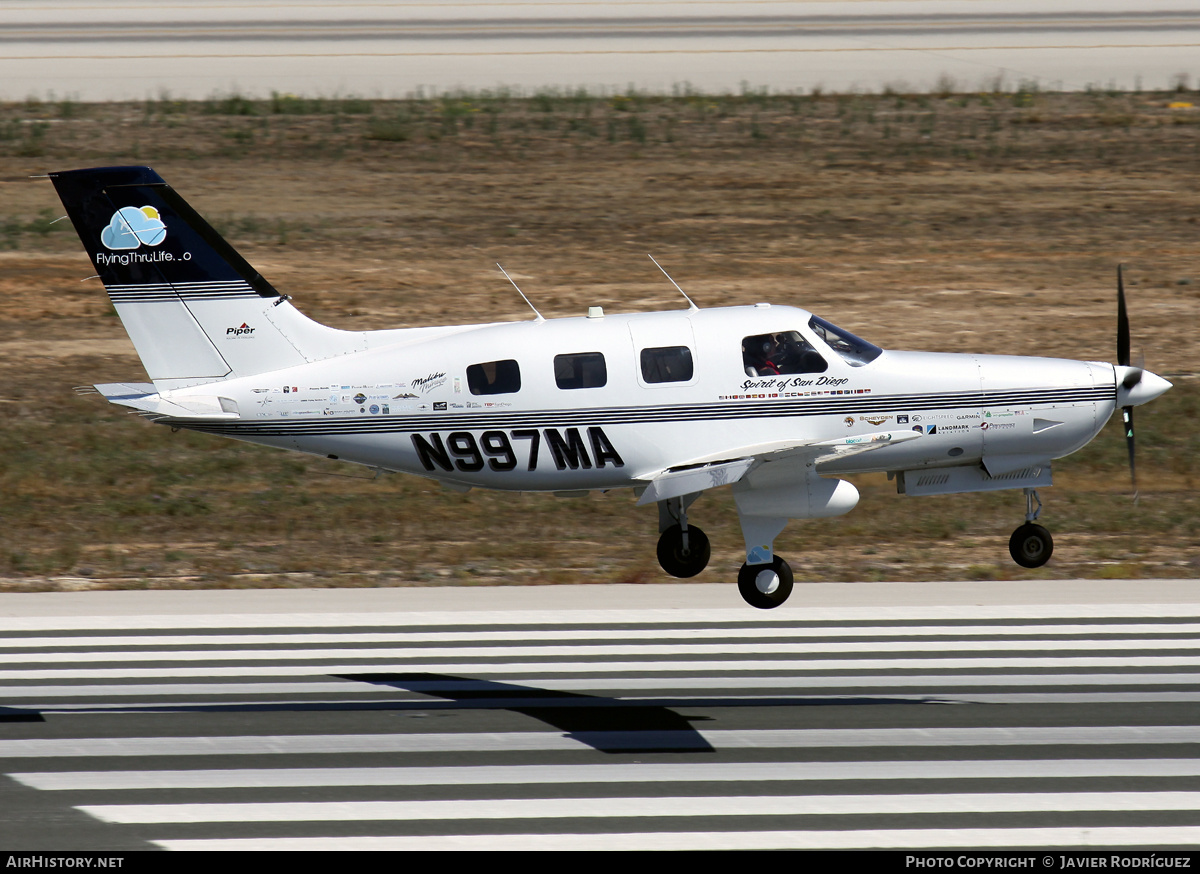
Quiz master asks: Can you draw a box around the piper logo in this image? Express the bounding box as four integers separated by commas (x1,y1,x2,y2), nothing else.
101,206,167,250
227,323,255,337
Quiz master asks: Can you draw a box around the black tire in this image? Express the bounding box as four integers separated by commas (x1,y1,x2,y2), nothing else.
737,556,794,609
1009,523,1054,568
656,524,711,578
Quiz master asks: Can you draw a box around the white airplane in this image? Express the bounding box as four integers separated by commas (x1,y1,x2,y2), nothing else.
49,166,1172,608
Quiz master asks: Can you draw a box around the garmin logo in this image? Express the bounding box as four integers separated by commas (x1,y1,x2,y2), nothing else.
227,323,255,337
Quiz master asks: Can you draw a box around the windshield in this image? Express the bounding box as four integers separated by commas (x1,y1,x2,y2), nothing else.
807,315,882,367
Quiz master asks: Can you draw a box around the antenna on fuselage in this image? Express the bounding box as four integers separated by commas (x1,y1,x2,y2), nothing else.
648,254,698,311
496,263,544,323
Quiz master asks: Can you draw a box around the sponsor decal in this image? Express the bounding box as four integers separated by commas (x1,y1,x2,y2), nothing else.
433,401,447,411
353,393,367,405
896,415,909,424
844,416,855,427
981,421,1017,431
862,416,891,426
912,425,924,434
393,392,418,399
226,323,255,337
101,206,167,250
369,404,380,415
414,427,624,473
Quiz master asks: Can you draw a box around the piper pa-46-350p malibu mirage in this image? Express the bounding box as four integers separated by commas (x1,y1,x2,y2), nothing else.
49,166,1172,608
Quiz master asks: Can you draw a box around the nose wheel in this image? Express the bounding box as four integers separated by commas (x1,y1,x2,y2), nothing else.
737,557,794,609
1008,488,1053,568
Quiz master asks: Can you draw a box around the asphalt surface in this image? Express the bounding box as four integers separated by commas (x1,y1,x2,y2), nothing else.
3,1,1200,100
1,580,1199,850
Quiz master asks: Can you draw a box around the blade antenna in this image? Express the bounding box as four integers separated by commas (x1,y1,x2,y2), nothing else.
648,254,698,311
496,263,544,323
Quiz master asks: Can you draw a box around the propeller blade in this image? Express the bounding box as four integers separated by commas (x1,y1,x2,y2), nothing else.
1117,264,1130,368
1122,404,1138,505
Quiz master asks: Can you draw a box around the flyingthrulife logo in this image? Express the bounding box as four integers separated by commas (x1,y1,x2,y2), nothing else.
101,206,167,250
95,205,192,267
227,323,255,337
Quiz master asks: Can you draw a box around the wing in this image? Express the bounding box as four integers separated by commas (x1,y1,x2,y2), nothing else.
634,428,922,506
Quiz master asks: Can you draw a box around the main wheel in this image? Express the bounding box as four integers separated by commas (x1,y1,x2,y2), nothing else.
656,524,711,578
737,556,794,609
1009,523,1053,568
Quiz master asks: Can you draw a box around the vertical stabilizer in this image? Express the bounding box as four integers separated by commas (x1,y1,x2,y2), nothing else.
50,166,363,390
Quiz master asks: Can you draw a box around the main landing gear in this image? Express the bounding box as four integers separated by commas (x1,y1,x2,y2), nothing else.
1009,488,1054,568
655,495,711,578
738,557,794,610
656,494,796,609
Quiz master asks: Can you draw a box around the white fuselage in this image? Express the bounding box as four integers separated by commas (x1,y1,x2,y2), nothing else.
166,304,1118,492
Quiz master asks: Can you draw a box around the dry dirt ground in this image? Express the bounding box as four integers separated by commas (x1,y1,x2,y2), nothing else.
0,89,1196,592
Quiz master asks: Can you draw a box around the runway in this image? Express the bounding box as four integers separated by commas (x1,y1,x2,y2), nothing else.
3,1,1199,100
1,580,1199,850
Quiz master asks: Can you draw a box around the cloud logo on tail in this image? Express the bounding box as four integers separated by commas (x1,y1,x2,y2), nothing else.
101,206,167,250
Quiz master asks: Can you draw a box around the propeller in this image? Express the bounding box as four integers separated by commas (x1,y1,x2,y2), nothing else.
1116,264,1140,503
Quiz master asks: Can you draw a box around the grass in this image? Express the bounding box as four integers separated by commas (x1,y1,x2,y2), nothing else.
0,381,1192,589
0,86,1196,590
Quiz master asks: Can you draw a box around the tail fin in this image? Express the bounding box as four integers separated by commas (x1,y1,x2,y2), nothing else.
50,166,363,391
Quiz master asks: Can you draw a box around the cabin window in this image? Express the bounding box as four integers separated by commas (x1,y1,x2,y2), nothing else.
554,352,607,390
467,359,521,395
742,331,827,377
807,315,882,367
640,346,694,383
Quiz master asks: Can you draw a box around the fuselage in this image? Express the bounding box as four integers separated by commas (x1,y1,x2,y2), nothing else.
165,303,1118,491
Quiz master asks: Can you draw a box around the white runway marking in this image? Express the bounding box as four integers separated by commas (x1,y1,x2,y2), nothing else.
152,827,1200,851
15,758,1200,791
4,656,1200,681
78,792,1200,823
1,672,1199,699
9,622,1199,648
0,725,1196,759
4,638,1199,664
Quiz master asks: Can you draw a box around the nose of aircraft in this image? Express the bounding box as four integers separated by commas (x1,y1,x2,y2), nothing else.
1115,366,1172,407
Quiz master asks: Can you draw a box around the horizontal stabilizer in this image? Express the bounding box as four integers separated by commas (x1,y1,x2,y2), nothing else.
91,383,239,419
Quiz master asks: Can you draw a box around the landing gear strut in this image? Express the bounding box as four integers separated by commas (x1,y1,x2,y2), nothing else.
1009,488,1053,568
656,495,710,578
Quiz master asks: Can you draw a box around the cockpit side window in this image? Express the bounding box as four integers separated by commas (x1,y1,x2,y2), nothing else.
741,331,827,377
807,316,882,367
467,359,521,395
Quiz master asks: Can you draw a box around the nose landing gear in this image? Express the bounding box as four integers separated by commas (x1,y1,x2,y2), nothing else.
1009,488,1054,568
